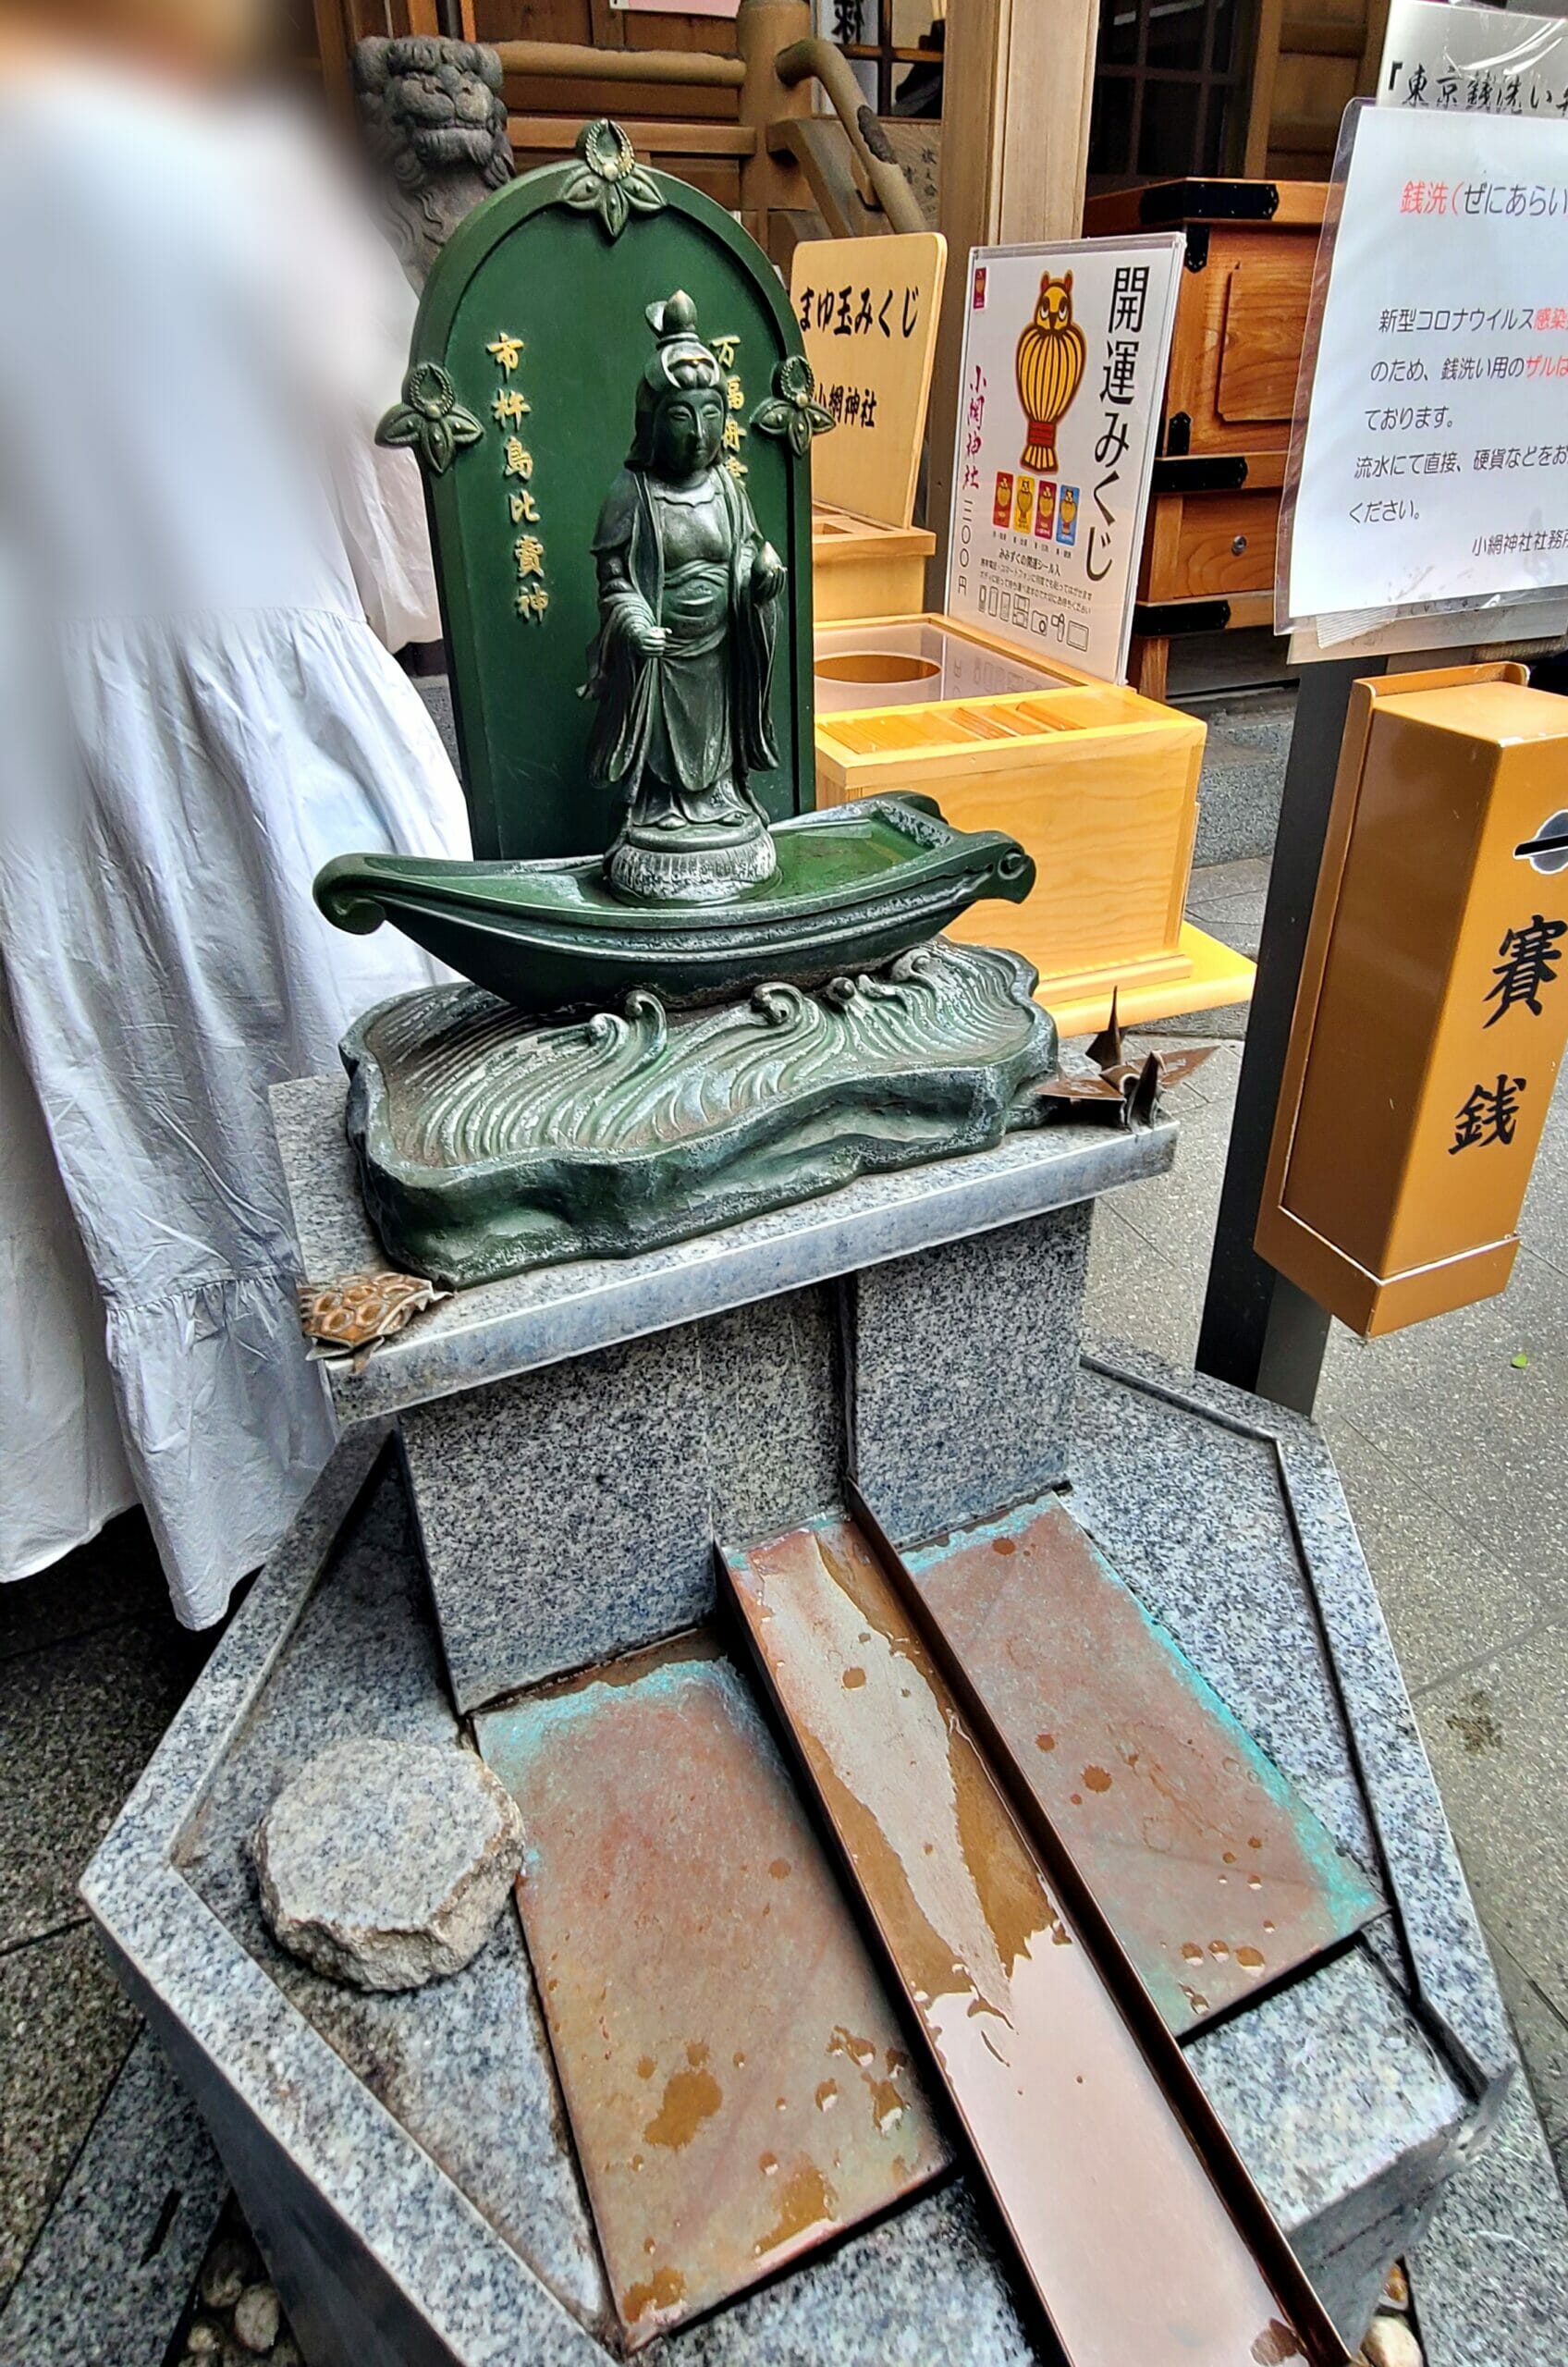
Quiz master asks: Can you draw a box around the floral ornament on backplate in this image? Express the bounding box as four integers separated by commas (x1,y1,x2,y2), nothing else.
377,362,484,476
751,354,837,457
557,118,665,241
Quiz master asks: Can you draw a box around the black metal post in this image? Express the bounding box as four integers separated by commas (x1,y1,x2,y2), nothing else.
1195,656,1376,1416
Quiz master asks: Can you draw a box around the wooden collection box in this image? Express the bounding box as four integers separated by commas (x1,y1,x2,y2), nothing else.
1082,179,1327,692
812,615,1253,1031
1257,667,1568,1336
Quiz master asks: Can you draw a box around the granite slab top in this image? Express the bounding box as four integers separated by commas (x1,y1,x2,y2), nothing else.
272,1073,1177,1423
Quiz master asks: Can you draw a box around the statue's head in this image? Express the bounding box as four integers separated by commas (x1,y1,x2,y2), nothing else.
354,37,513,194
630,292,727,479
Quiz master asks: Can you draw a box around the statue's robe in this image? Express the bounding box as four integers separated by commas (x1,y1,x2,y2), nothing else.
584,463,778,828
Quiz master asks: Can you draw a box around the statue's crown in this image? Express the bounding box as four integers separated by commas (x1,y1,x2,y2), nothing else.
643,291,721,397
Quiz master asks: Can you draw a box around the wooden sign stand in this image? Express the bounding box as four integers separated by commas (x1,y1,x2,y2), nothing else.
793,231,946,626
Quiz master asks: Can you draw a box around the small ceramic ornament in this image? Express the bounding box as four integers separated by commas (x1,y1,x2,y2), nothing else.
298,1271,448,1367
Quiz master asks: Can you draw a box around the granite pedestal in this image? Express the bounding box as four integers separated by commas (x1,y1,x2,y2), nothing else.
80,1079,1515,2367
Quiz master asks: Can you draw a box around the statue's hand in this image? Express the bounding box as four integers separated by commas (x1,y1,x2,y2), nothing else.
631,616,669,657
751,542,785,604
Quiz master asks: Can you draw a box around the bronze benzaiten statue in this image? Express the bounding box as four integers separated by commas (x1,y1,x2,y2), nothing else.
353,36,513,289
313,121,1081,1288
587,294,783,904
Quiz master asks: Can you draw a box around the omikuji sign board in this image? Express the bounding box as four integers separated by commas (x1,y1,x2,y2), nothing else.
946,236,1182,684
790,230,945,530
1282,104,1568,630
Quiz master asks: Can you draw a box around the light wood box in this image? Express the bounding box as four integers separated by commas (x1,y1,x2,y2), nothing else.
813,614,1211,1018
812,505,936,625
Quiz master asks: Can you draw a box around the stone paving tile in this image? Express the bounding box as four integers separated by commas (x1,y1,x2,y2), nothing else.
1521,1072,1568,1281
1188,892,1264,963
1096,1084,1237,1286
1093,982,1568,2193
0,1617,194,1950
1487,1926,1568,2151
1317,1248,1568,1583
0,1926,139,2305
0,2029,224,2367
1322,1418,1548,1698
0,1510,166,1668
1185,697,1292,868
1414,2078,1568,2367
1084,1201,1197,1374
1414,1623,1568,2021
1184,857,1275,916
1139,997,1254,1045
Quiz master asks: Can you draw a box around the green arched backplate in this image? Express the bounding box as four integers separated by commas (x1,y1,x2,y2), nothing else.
396,125,818,862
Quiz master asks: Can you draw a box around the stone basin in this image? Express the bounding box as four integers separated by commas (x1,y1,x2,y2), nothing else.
80,1095,1513,2367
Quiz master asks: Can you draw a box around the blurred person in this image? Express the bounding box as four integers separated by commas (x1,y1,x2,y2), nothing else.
0,0,472,1623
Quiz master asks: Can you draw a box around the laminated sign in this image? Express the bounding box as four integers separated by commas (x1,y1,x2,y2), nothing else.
946,235,1181,683
1282,101,1568,630
1378,0,1568,117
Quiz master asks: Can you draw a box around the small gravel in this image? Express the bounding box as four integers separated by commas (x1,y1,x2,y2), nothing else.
179,2203,301,2367
198,2237,249,2313
233,2283,282,2354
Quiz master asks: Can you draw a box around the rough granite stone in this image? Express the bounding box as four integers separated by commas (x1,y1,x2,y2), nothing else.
78,1282,1513,2367
0,1923,140,2305
1188,1943,1465,2333
251,1739,523,1993
1077,1340,1517,2104
232,2281,281,2353
1185,690,1292,867
1362,2314,1422,2367
399,1325,717,1711
1067,1362,1379,1883
695,1284,844,1546
850,1201,1090,1545
399,1289,848,1710
651,2181,1035,2365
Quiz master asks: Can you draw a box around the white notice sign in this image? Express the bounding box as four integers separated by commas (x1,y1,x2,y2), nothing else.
1378,0,1568,117
1283,104,1568,630
946,236,1181,683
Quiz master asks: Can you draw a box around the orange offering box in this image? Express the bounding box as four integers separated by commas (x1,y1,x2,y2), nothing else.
812,614,1255,1033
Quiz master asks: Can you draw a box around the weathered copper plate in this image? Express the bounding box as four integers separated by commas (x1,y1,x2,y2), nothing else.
725,1520,1343,2367
473,1635,948,2349
901,1495,1382,2030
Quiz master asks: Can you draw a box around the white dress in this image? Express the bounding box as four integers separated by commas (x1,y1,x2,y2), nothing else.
0,70,472,1624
